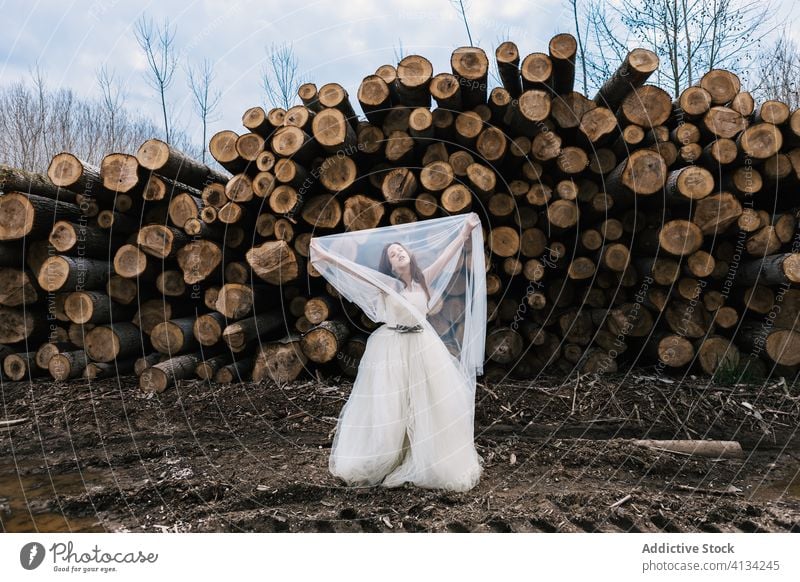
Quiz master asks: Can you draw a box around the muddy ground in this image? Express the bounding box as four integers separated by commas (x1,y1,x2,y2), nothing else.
1,370,798,533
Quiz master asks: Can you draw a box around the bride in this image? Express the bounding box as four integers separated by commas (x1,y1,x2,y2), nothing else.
309,213,485,492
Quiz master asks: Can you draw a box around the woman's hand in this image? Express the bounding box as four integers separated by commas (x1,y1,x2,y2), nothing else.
461,214,481,240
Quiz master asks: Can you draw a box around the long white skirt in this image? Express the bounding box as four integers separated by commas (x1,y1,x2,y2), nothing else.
329,324,483,492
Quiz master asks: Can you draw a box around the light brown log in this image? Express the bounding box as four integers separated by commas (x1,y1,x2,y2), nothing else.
84,322,143,363
737,122,783,160
551,91,596,129
700,138,738,168
358,75,392,124
311,108,356,155
246,240,300,285
548,33,577,94
703,106,747,139
0,192,83,241
665,165,715,202
579,107,617,144
633,439,743,459
657,220,704,257
619,85,672,127
214,357,254,384
177,240,223,285
3,351,38,381
151,317,199,355
132,299,173,335
691,192,742,235
136,139,228,187
380,167,417,204
253,336,308,385
495,41,522,97
506,89,551,136
137,225,190,259
209,130,247,174
37,256,110,292
106,275,138,305
343,194,384,231
451,46,489,108
488,226,520,257
318,155,357,193
697,336,740,375
605,149,667,197
299,320,351,363
547,199,579,229
47,153,106,199
700,69,741,105
64,291,125,325
192,312,227,347
34,341,74,370
270,126,315,165
48,350,88,381
139,353,204,393
593,48,659,109
395,55,433,107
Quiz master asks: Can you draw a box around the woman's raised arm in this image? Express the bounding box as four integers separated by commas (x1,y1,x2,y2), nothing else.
423,214,481,283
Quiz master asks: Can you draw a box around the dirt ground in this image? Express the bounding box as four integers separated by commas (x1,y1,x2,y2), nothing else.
1,370,798,533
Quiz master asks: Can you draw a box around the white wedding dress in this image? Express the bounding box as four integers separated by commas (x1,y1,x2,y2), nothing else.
328,280,484,492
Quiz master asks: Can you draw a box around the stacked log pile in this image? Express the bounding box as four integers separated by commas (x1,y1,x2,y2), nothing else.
2,33,800,390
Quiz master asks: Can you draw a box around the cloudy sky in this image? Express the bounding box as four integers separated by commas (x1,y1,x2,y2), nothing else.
1,0,797,149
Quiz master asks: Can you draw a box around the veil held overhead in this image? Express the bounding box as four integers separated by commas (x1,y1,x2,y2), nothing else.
309,212,487,385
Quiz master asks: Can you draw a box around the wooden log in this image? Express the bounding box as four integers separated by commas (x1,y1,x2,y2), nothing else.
691,192,743,235
222,312,285,352
451,46,489,108
664,165,715,203
737,122,783,160
214,356,254,384
139,353,204,393
697,336,740,375
48,350,89,381
633,439,743,459
209,130,247,174
3,351,39,381
34,341,74,370
395,55,433,107
84,322,145,363
48,220,120,260
37,256,110,292
506,89,551,137
64,290,130,325
593,48,659,110
300,320,351,363
699,69,741,105
735,253,800,286
579,107,618,144
0,267,38,306
619,85,672,127
150,316,199,355
548,33,577,94
176,240,224,285
137,225,190,259
246,240,300,285
495,41,522,97
193,311,227,347
247,334,306,384
358,75,392,125
703,106,748,139
136,139,228,188
605,149,667,198
0,192,83,241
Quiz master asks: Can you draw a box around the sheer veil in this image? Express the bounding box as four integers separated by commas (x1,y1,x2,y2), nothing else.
309,213,487,388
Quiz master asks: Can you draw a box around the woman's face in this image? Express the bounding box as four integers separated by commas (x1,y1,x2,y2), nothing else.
387,243,410,272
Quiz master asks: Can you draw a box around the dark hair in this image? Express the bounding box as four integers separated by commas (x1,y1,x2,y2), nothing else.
379,242,431,302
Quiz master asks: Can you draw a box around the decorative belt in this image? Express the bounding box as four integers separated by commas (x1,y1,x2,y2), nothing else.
387,324,423,333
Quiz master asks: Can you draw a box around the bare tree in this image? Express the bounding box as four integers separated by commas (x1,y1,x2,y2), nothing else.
579,0,775,97
450,0,474,47
393,39,405,63
97,65,126,147
261,42,304,110
752,33,800,109
187,59,222,163
568,0,591,94
134,15,179,142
